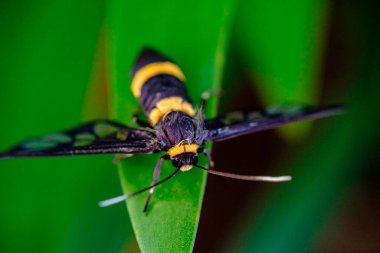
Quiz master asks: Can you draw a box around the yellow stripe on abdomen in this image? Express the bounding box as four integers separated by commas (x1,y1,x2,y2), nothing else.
131,61,186,98
148,96,195,125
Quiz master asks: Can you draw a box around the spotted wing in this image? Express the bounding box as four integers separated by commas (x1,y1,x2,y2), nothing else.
0,120,158,158
205,105,344,142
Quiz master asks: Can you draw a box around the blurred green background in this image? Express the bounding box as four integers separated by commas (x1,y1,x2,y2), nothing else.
0,0,379,253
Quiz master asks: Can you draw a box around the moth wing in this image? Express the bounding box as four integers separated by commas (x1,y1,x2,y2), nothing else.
205,105,343,142
0,120,158,158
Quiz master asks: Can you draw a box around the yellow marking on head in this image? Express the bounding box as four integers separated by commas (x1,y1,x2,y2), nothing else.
131,61,186,98
167,143,199,157
148,96,195,125
180,165,193,172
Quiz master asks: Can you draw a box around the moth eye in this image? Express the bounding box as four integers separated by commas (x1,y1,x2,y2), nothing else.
171,158,180,168
193,155,198,164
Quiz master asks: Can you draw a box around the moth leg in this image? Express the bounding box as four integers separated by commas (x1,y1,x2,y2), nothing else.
132,113,152,128
143,155,167,213
200,88,222,113
197,147,215,168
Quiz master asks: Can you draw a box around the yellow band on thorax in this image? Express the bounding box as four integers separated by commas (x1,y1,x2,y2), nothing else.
148,96,195,125
131,61,186,98
167,144,199,157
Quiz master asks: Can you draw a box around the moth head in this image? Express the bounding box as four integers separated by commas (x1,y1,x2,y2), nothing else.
171,153,198,172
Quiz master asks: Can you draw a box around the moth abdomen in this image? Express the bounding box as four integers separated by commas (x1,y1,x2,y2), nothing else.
131,48,195,126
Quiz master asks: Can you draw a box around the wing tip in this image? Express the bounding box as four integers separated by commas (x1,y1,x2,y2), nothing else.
0,153,12,159
315,104,346,117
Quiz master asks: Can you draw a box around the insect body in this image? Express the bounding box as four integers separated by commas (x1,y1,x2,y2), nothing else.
0,49,343,211
130,49,203,172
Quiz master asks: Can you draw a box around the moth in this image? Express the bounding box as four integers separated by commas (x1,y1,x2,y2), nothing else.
0,49,343,212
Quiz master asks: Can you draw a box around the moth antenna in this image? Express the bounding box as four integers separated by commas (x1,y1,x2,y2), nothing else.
98,195,127,207
194,164,291,182
99,167,181,207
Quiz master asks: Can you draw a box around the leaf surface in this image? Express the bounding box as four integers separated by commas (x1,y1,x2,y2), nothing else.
107,0,235,252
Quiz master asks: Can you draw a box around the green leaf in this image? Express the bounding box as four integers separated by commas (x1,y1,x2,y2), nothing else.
226,1,380,252
107,0,235,252
232,0,330,139
0,1,133,252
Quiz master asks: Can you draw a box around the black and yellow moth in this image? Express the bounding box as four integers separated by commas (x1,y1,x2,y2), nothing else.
0,49,343,212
